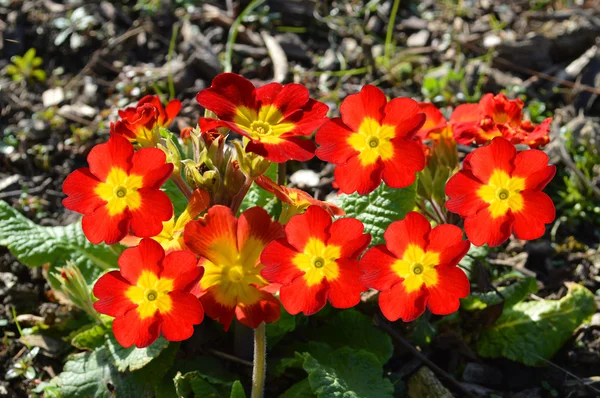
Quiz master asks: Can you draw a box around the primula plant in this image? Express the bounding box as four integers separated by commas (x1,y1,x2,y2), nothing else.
1,73,596,397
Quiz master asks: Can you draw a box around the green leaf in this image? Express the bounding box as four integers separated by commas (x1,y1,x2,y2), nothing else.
23,48,36,64
0,201,119,285
51,341,178,398
70,323,108,350
461,276,538,311
267,306,296,349
476,283,596,366
334,182,417,245
307,309,393,365
280,379,315,398
162,179,188,217
31,69,47,82
301,347,394,398
105,333,169,371
229,381,246,398
174,370,242,398
156,357,239,398
51,347,145,397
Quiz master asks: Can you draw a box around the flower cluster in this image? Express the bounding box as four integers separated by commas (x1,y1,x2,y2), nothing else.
62,76,556,348
417,93,552,148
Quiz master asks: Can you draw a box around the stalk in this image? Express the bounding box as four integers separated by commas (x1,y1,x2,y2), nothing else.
251,323,267,398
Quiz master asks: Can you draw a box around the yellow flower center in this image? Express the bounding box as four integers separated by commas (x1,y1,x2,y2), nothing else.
292,238,341,286
227,266,245,283
126,271,174,319
347,118,396,166
392,244,440,293
199,236,270,308
233,105,295,144
477,170,525,218
95,168,144,216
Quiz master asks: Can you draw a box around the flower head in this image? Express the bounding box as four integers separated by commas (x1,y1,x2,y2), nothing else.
360,212,470,322
315,85,426,195
93,239,204,348
261,206,370,315
183,206,282,330
111,95,182,147
196,73,328,163
255,174,344,223
451,94,551,148
445,137,556,247
62,134,173,244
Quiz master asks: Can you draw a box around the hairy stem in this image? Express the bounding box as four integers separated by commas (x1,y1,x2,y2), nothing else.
251,322,267,398
170,173,192,201
277,162,286,186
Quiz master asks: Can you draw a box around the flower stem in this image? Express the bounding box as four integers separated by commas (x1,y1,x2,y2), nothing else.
277,162,286,186
170,172,192,201
251,322,267,398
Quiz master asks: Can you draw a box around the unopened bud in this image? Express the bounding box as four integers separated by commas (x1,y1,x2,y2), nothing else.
53,263,101,322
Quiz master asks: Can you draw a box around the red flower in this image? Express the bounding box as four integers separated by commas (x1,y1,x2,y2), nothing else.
196,73,328,163
111,95,182,147
93,239,204,348
183,206,282,330
445,137,556,247
315,85,426,195
62,134,173,245
261,206,371,315
416,102,451,141
360,212,470,322
255,174,344,222
450,94,551,148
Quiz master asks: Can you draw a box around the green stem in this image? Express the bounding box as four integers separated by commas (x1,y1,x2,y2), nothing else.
170,173,192,201
276,162,286,186
224,0,266,73
384,0,401,68
251,322,267,398
230,175,254,215
167,23,180,101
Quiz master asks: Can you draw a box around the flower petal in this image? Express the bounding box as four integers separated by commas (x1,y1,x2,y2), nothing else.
378,283,428,322
161,250,203,291
426,265,470,315
81,206,130,245
359,245,401,292
327,259,366,309
280,277,329,315
160,291,204,341
383,212,430,259
184,205,238,266
512,150,556,191
467,137,516,184
512,191,555,241
237,206,283,268
327,217,371,259
381,137,425,189
112,310,161,348
464,207,513,247
334,156,383,195
88,134,133,181
129,188,173,238
382,98,425,139
93,271,136,317
235,290,281,328
196,73,256,121
62,168,104,214
340,85,387,130
118,238,163,285
284,205,331,253
315,118,357,164
245,136,316,163
130,148,173,189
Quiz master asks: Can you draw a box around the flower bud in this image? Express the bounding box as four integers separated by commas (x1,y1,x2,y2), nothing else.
53,263,101,322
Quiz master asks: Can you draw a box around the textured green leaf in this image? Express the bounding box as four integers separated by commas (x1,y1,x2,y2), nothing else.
307,309,393,365
239,163,280,216
334,182,417,245
0,201,118,285
476,283,596,365
280,379,315,398
52,342,178,398
51,348,145,398
105,334,169,371
70,323,108,350
162,179,188,216
462,276,538,311
301,347,394,398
